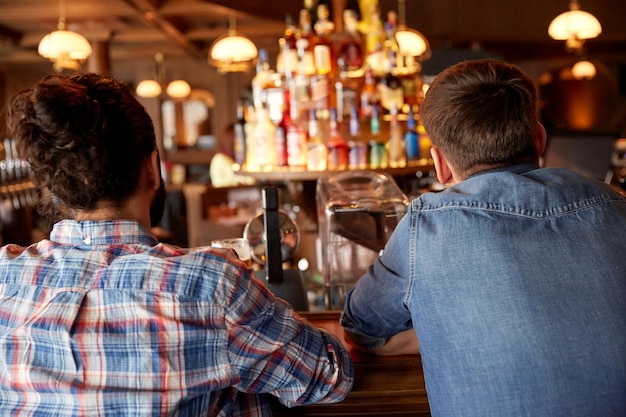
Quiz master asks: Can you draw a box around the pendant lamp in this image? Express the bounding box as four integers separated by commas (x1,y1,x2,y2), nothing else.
38,0,92,72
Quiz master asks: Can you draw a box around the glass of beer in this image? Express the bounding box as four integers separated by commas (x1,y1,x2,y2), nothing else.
211,238,252,267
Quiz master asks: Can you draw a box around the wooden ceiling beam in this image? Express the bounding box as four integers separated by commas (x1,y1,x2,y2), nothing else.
121,0,205,60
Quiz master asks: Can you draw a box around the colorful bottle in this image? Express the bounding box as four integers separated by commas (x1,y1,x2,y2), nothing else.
403,106,420,163
348,105,367,169
368,104,387,168
233,101,247,168
360,66,380,119
326,107,348,170
254,105,278,171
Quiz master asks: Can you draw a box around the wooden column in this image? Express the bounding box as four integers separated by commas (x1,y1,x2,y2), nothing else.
87,40,111,75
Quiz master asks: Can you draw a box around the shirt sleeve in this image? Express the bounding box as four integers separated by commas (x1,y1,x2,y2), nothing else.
223,265,354,407
340,206,415,350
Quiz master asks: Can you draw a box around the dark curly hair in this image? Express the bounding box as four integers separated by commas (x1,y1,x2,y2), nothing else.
6,72,157,221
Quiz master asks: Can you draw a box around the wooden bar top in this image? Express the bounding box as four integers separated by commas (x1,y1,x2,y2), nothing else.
271,311,431,417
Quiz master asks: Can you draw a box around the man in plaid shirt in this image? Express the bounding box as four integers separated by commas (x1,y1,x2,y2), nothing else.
0,73,353,416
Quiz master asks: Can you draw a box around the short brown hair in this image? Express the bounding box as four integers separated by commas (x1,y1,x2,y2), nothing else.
7,73,156,221
420,59,538,177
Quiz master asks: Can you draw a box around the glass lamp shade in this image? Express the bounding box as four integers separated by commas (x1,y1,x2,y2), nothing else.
395,28,431,59
209,31,258,72
548,9,602,40
572,60,596,80
166,80,192,98
38,30,92,61
136,79,162,98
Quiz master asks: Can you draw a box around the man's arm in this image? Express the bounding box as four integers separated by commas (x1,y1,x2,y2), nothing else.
344,328,419,356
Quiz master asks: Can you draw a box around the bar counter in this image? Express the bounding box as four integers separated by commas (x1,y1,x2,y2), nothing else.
271,311,431,417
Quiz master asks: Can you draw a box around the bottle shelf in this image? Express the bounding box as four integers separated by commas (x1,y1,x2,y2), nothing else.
236,159,434,182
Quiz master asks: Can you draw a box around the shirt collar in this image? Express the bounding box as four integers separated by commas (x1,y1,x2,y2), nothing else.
50,219,159,246
468,163,540,179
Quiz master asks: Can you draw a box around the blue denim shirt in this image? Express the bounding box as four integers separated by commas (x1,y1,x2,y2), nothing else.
342,164,626,416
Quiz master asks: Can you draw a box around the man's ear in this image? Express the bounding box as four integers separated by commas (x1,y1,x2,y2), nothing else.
535,122,547,157
431,146,453,185
146,150,161,190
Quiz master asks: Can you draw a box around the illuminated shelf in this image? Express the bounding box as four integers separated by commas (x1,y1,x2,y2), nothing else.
237,160,435,182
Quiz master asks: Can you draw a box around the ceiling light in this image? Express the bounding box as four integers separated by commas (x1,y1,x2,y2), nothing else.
166,80,192,98
136,53,192,100
548,0,601,54
38,0,92,72
572,60,596,80
135,79,162,98
209,16,258,73
394,0,431,60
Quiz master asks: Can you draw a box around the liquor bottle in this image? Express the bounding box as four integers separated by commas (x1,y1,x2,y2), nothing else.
307,108,328,171
383,10,400,71
252,49,272,112
348,105,367,169
362,6,386,75
277,15,298,76
377,56,404,119
387,102,406,168
254,105,278,171
368,104,387,168
303,0,319,25
244,105,258,171
360,66,379,119
297,9,316,76
233,101,247,168
326,107,348,170
286,95,309,168
334,59,360,123
313,3,335,75
336,9,364,76
275,104,288,168
417,116,432,160
403,106,420,163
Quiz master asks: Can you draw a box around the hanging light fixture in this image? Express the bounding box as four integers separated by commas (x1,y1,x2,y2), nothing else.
136,53,192,99
548,0,602,54
38,0,92,72
571,59,597,80
208,16,258,73
394,0,431,61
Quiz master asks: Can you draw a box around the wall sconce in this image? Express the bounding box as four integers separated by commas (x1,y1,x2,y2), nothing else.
208,16,258,73
136,53,191,99
548,0,602,54
38,0,92,72
394,0,431,61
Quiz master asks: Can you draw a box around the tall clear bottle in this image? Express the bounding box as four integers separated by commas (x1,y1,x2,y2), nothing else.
254,105,278,171
307,108,328,171
252,49,272,112
387,102,406,168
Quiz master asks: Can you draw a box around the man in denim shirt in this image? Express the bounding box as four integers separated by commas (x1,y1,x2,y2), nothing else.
341,59,626,416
